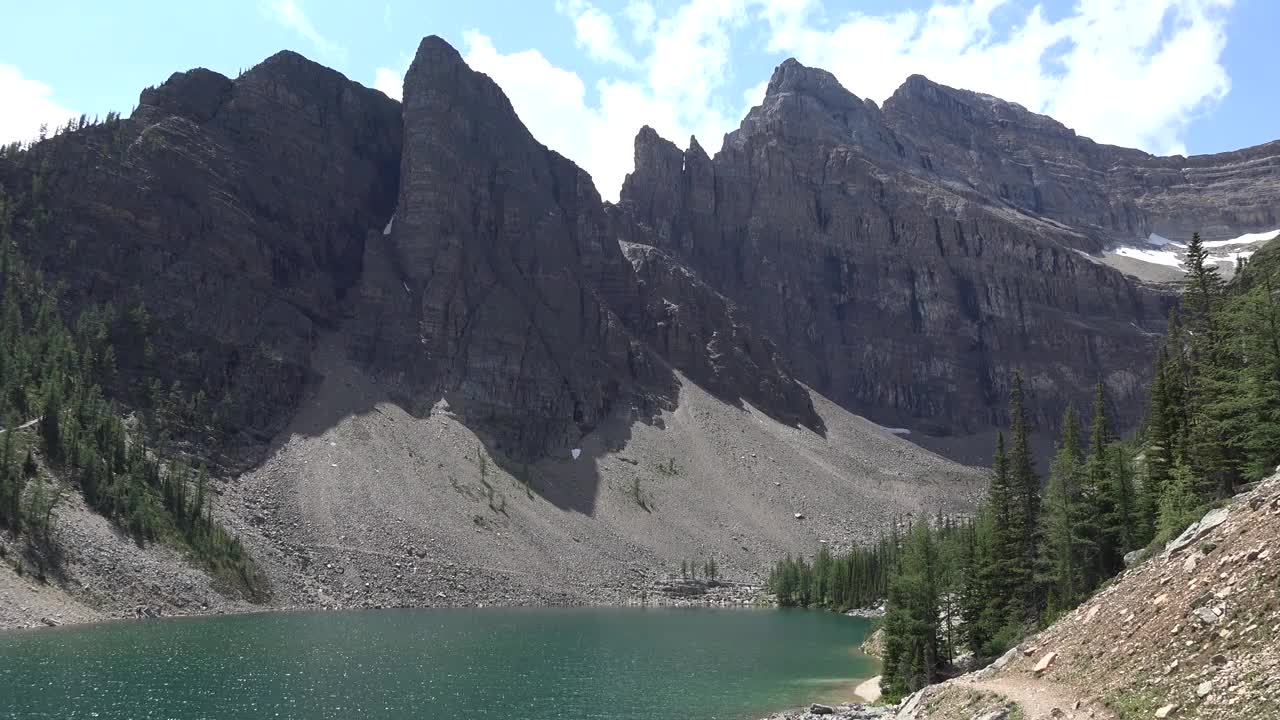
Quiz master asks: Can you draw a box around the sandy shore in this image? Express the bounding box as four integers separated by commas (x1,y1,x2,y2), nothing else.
854,675,882,703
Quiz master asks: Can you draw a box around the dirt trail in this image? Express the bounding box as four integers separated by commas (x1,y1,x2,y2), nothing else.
0,417,40,434
957,674,1116,720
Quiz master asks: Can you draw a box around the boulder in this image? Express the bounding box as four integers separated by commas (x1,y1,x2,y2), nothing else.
1192,607,1219,626
1034,651,1058,674
1166,507,1230,556
1155,703,1179,718
808,704,835,715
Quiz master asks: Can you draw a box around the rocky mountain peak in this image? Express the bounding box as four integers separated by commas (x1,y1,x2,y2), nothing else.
884,72,1073,140
136,68,233,123
763,57,863,112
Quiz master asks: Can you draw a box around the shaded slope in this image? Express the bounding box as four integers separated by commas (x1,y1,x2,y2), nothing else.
216,335,984,613
352,36,821,467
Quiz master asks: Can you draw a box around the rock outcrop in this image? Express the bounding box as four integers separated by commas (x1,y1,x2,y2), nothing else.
354,36,819,459
613,60,1278,447
4,41,1278,464
1,51,402,461
2,38,818,466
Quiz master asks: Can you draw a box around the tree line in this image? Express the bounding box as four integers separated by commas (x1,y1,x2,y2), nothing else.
0,184,263,598
769,232,1280,701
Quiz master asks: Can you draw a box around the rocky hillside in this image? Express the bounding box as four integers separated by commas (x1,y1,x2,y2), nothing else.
891,470,1280,720
2,36,1279,627
0,38,984,629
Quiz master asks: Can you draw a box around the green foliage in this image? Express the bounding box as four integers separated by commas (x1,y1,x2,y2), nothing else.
0,237,263,599
767,526,907,610
1042,404,1088,612
880,521,940,698
772,372,1155,687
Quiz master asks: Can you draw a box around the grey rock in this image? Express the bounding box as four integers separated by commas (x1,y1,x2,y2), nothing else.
1192,607,1219,625
612,62,1243,459
1166,507,1230,556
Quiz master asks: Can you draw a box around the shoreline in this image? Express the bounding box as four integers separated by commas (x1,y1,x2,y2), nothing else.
0,571,772,632
0,590,785,634
854,675,882,703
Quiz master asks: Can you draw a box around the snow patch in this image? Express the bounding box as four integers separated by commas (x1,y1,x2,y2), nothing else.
383,213,395,236
1203,229,1279,249
1148,233,1175,247
1113,246,1183,268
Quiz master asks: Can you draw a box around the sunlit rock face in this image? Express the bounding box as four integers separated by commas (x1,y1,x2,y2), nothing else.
616,58,1275,442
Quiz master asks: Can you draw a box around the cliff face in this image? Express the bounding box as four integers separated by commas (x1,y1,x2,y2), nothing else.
2,52,402,459
613,60,1275,441
880,74,1280,244
1,37,818,466
352,37,819,458
4,43,1277,463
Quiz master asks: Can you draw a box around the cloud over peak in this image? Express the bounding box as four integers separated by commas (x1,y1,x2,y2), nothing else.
372,0,1235,199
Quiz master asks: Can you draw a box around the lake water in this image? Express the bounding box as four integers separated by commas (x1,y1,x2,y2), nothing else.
0,607,878,720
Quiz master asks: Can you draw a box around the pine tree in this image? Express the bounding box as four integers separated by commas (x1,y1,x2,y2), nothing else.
1139,352,1175,545
1107,441,1138,558
1042,405,1087,612
1083,382,1119,582
1158,461,1200,539
1006,371,1041,618
39,380,63,461
881,520,940,700
0,428,21,530
958,513,996,656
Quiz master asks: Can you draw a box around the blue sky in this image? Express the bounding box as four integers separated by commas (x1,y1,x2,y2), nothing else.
2,1,1275,199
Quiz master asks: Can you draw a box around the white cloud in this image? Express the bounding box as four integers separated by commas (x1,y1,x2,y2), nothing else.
459,0,748,201
624,1,657,42
373,67,403,100
265,0,344,58
0,64,77,147
762,0,1233,156
372,0,1234,200
557,0,638,67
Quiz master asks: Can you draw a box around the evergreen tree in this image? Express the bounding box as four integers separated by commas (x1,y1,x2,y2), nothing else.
957,513,996,656
1006,371,1041,618
1158,461,1200,539
880,521,940,700
1083,383,1120,581
1042,405,1087,613
1106,441,1138,559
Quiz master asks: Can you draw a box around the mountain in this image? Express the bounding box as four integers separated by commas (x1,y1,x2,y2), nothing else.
612,61,1280,457
1,36,1278,625
0,38,985,627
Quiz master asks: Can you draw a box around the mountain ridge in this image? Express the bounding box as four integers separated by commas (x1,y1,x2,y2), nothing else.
1,36,1277,625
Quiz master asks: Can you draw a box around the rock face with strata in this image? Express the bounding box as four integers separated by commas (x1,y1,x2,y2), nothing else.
355,37,819,458
5,42,1279,464
613,60,1277,443
1,51,402,460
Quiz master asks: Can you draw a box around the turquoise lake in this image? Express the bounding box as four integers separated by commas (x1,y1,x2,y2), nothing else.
0,607,878,720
